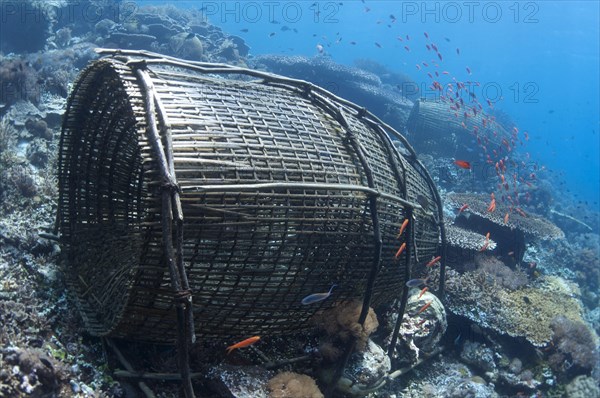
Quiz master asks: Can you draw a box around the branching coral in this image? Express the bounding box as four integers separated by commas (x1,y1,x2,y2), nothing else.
267,372,324,398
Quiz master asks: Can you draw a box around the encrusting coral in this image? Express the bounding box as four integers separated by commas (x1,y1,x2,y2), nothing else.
267,372,324,398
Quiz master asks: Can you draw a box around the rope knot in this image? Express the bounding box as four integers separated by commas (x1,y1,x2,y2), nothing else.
174,289,192,303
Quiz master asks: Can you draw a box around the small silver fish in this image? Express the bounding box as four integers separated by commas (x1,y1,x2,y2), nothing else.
405,278,428,288
301,284,336,305
416,194,430,211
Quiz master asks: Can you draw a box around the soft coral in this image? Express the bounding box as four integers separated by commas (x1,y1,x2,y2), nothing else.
548,316,599,378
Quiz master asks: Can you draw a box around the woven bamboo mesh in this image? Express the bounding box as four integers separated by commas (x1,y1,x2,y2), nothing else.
406,99,511,160
57,50,443,343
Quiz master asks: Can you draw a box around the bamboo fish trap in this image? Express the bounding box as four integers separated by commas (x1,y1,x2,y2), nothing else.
57,49,446,346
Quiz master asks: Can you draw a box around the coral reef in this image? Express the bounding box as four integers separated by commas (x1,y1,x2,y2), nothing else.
460,340,497,375
0,241,119,397
388,354,499,398
445,220,497,252
268,372,323,398
445,269,594,347
445,192,564,264
90,5,248,64
447,192,565,241
457,338,543,391
444,218,497,269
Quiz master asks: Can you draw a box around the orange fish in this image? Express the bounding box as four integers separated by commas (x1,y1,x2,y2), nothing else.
418,286,429,299
479,232,491,252
487,198,496,213
397,218,409,238
454,160,471,169
504,212,510,224
457,203,469,214
516,207,528,217
394,243,407,259
416,300,433,315
425,256,442,267
226,336,260,354
478,241,489,252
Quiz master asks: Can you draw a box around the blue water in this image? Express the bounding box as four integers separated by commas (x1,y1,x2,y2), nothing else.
157,1,600,208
